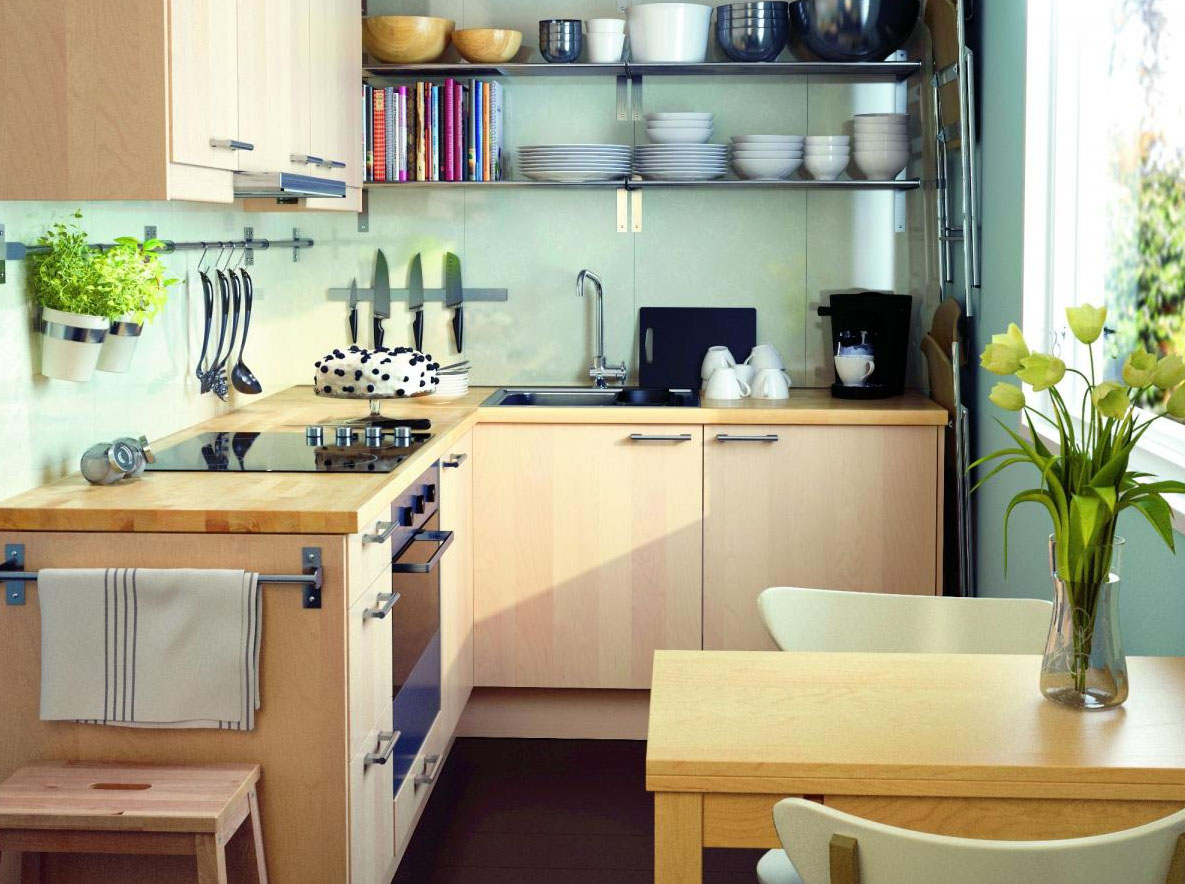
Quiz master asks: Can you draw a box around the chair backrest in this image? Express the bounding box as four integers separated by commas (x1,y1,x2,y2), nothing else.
757,587,1051,654
773,797,1185,884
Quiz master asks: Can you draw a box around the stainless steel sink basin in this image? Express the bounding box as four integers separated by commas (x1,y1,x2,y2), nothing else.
484,387,698,407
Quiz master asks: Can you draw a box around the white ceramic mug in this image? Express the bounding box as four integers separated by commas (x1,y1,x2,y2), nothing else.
701,345,736,380
751,368,791,399
733,363,757,387
703,367,751,400
835,354,876,386
744,343,785,371
587,31,626,61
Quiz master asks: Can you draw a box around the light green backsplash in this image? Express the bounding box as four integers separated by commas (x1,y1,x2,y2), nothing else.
974,0,1185,655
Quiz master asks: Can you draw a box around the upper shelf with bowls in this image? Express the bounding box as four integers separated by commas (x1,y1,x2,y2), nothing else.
361,60,920,80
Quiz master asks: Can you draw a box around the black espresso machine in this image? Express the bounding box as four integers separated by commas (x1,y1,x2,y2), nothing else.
817,292,913,399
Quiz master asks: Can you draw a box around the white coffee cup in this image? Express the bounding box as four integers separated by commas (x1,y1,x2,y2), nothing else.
587,31,626,62
701,345,736,380
751,368,791,399
744,343,785,371
703,366,751,400
835,354,876,386
733,363,757,387
587,17,626,33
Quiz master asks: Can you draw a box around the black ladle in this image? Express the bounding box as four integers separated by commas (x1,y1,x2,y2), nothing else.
195,269,215,392
231,268,262,395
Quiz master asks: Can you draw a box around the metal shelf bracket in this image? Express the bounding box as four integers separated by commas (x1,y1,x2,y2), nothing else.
2,544,25,605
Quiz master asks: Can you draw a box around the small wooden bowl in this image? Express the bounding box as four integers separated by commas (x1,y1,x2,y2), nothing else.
363,15,455,64
452,28,524,64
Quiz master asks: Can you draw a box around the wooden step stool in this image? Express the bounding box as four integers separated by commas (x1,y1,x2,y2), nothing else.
0,761,268,884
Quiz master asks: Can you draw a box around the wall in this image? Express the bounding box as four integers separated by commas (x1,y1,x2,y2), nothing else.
973,0,1185,655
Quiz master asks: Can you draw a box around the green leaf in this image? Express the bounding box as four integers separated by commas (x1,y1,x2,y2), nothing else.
1130,495,1177,553
970,456,1031,494
1003,488,1061,574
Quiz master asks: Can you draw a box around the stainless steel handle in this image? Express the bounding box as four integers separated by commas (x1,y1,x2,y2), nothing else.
391,530,455,574
363,520,398,544
290,153,325,166
414,753,441,787
362,591,401,620
442,453,468,468
324,159,348,169
716,434,779,443
210,138,254,151
629,433,692,442
364,730,400,767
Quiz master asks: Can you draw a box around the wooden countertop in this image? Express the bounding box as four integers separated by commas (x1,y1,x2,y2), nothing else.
0,386,946,535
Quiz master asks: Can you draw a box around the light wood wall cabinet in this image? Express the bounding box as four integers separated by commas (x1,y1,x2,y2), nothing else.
0,0,360,206
703,425,943,651
473,424,704,690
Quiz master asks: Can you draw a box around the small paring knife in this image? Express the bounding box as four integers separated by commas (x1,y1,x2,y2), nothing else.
373,250,390,349
408,253,425,351
444,252,464,353
347,277,358,345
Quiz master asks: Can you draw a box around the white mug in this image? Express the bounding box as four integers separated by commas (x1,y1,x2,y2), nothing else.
701,345,736,380
835,354,875,386
587,31,626,62
703,367,751,400
744,343,785,371
733,363,757,387
751,368,791,399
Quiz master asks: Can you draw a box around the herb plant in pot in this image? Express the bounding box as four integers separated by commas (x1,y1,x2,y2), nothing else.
975,306,1185,709
95,236,175,373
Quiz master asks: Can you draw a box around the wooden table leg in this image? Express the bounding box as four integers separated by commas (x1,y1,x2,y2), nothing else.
195,833,228,884
654,792,703,884
247,789,268,884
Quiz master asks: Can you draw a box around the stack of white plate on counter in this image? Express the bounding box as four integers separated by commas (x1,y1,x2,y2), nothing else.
730,135,804,180
852,113,910,180
517,144,632,182
634,123,727,181
430,363,470,399
646,111,715,144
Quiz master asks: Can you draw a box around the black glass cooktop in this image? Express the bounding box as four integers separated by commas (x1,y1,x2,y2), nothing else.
146,429,433,474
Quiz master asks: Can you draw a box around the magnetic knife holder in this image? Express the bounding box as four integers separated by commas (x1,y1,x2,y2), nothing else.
326,287,507,303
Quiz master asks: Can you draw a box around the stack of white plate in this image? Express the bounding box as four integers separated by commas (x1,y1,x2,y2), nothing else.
634,141,727,181
852,113,909,179
730,135,804,180
646,111,715,145
517,144,632,182
430,366,470,399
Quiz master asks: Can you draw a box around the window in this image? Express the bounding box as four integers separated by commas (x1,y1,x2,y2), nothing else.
1023,0,1185,489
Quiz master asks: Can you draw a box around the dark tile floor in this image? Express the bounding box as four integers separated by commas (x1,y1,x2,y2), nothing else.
393,738,766,884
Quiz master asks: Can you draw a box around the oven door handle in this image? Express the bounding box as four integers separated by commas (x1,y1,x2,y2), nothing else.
390,530,455,574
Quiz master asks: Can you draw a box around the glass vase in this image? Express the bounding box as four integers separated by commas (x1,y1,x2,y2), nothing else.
1040,535,1127,709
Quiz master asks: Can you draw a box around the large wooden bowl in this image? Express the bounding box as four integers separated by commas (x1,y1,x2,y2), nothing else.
363,15,455,64
452,28,524,63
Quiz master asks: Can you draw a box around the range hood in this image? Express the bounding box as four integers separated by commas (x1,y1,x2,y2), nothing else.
233,172,346,199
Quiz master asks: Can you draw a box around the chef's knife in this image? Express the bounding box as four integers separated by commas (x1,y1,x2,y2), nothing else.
443,252,464,353
347,277,358,345
408,252,424,352
372,250,390,349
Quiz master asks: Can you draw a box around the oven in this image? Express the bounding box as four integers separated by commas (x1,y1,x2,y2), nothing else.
386,464,453,792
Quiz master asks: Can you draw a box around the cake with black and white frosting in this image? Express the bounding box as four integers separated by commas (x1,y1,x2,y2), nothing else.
314,345,440,398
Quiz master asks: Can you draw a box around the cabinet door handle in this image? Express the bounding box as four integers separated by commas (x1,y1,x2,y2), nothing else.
391,530,455,574
414,753,441,787
364,730,400,768
362,520,397,544
362,591,401,620
210,137,254,151
290,153,325,166
716,433,780,443
629,433,692,442
317,158,348,169
443,453,468,468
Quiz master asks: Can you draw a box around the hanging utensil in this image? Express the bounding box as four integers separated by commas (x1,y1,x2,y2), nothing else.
407,253,424,351
195,257,215,393
347,277,359,346
373,250,391,350
444,252,464,353
201,252,232,395
231,267,263,395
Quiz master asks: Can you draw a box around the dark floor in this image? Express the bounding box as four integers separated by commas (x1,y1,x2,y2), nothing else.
393,738,766,884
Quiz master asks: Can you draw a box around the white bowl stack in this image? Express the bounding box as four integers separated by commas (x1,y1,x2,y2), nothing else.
729,135,803,180
852,113,910,180
517,144,632,182
645,112,714,145
803,135,850,181
430,364,470,399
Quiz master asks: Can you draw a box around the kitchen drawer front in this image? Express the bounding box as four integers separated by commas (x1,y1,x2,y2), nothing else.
348,571,395,756
349,710,397,884
395,712,445,862
349,518,394,607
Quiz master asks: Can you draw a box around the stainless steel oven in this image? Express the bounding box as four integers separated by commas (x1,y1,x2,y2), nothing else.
387,464,452,792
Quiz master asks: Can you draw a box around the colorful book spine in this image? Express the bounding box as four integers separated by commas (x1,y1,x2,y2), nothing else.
396,87,406,181
474,81,482,182
416,83,425,182
364,84,374,182
444,78,455,182
373,88,387,182
482,81,491,182
489,82,501,181
468,81,477,181
385,86,396,184
406,87,417,182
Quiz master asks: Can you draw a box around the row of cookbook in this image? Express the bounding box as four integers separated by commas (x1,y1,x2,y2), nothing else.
363,80,505,183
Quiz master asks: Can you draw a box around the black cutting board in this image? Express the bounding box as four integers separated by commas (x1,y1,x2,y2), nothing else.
638,307,758,389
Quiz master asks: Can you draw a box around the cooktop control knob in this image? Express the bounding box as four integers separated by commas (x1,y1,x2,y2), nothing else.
392,425,412,445
364,426,384,446
305,426,324,445
335,426,353,446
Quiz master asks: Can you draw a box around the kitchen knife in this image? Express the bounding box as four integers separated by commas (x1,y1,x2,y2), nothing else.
372,250,390,350
347,277,358,345
443,252,464,353
408,252,424,352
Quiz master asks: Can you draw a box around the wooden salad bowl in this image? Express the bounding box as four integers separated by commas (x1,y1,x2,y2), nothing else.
363,15,455,64
452,28,524,64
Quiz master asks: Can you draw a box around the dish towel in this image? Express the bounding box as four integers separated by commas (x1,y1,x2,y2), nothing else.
39,569,262,730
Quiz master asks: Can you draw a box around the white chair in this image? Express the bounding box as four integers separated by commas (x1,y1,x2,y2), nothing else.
764,797,1185,884
755,586,1053,884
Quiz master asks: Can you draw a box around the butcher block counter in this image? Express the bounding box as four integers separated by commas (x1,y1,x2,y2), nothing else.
0,386,945,534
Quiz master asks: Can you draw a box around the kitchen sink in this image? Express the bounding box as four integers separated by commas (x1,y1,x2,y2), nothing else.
484,387,698,407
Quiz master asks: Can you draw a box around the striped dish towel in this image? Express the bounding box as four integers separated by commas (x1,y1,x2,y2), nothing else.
38,569,261,730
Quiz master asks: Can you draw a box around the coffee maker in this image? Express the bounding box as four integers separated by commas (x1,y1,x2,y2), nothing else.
817,292,913,399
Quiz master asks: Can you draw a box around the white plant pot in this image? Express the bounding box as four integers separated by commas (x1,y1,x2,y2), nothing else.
97,312,144,373
39,306,109,382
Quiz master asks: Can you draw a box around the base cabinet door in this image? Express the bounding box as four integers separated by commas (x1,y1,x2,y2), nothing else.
473,424,703,689
349,716,397,884
440,432,474,737
703,425,941,650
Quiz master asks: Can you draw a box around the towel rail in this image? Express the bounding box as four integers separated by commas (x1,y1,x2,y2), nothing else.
0,545,324,609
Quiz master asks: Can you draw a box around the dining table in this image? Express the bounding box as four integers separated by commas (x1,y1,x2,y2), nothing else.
645,650,1185,883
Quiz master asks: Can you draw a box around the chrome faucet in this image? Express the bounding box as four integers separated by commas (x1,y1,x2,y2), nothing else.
576,269,627,388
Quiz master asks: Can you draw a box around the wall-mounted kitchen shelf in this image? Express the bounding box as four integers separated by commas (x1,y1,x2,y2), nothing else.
363,180,621,189
362,178,921,191
363,60,920,81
